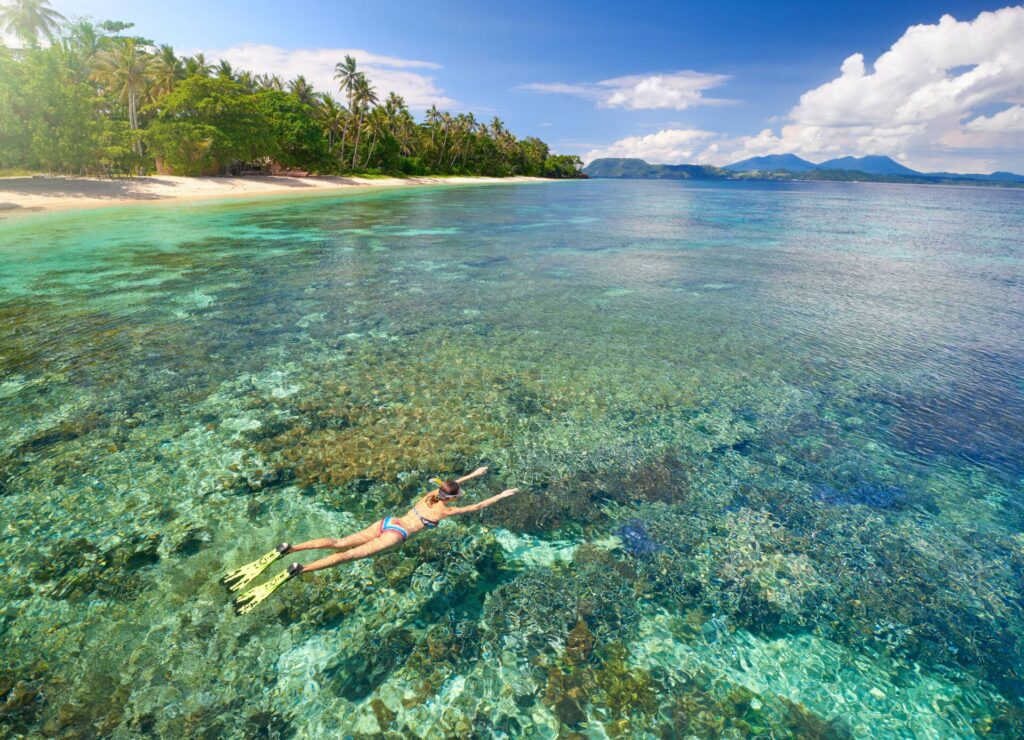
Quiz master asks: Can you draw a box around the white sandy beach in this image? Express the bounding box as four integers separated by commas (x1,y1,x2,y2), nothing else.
0,174,546,216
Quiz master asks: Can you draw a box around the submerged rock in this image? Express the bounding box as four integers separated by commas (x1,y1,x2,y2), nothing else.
242,466,294,492
615,520,661,557
815,483,911,509
552,695,587,728
566,619,596,665
32,533,162,602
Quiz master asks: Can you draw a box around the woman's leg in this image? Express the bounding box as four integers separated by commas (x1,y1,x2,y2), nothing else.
300,531,404,572
289,520,382,553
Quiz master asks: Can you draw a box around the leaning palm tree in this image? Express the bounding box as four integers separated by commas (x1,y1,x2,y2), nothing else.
459,112,478,168
317,94,348,154
392,110,417,158
147,44,182,99
349,73,377,169
0,0,65,45
449,114,471,169
92,39,151,155
362,106,389,168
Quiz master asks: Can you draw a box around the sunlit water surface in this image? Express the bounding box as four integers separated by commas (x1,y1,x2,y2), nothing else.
1,180,1023,737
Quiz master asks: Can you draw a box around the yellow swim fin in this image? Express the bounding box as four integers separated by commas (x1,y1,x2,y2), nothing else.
233,563,303,615
221,543,291,592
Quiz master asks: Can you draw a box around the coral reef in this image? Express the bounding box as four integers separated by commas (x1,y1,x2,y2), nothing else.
814,482,913,509
1,182,1021,737
614,519,662,557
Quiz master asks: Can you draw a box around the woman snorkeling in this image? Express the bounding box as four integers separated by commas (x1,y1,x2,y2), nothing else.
223,467,519,614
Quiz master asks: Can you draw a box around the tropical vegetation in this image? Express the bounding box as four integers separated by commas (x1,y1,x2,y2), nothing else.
0,2,584,178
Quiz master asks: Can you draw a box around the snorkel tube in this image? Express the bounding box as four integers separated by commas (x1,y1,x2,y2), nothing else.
432,476,461,500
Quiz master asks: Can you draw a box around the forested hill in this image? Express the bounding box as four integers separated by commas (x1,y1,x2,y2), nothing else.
582,159,731,180
583,158,1024,187
0,11,584,179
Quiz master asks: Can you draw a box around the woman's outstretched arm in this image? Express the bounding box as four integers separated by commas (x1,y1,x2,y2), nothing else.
454,466,489,484
447,488,518,514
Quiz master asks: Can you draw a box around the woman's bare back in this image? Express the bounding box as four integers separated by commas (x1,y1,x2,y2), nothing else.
400,483,518,533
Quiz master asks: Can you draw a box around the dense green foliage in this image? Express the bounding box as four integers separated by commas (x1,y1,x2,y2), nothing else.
0,4,584,178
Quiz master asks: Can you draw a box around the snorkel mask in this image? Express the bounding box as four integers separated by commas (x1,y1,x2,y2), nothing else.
431,477,461,500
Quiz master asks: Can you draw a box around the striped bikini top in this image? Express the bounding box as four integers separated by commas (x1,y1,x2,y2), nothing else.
412,505,438,529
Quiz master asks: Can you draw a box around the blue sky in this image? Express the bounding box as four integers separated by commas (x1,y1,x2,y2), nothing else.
46,1,1024,172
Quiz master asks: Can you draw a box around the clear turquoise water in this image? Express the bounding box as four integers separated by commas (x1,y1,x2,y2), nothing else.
1,180,1022,737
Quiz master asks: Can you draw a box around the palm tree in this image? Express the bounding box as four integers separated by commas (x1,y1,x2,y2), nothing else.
392,110,417,157
424,104,441,148
459,112,477,168
489,116,506,138
350,72,377,169
183,52,212,78
147,44,182,99
255,73,283,91
376,94,415,159
0,0,65,45
288,75,316,106
333,54,359,104
216,59,234,80
333,55,358,165
62,19,102,82
92,39,151,155
236,69,256,93
447,114,470,169
383,92,404,120
436,112,457,168
362,106,388,168
317,95,347,153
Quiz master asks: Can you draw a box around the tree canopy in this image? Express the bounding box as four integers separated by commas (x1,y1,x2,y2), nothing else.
0,5,584,178
0,0,64,46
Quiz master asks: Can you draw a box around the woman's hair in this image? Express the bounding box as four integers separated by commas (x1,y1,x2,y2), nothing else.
430,478,461,504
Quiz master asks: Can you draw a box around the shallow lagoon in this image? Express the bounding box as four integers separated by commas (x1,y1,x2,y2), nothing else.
1,180,1022,737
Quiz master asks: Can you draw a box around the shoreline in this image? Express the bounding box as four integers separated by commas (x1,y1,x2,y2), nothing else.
0,174,549,217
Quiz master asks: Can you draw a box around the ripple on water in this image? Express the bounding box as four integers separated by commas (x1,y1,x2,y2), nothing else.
0,180,1022,736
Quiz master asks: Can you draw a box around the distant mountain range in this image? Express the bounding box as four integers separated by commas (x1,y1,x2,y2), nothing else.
584,155,1024,186
816,155,919,175
722,154,817,173
724,154,919,176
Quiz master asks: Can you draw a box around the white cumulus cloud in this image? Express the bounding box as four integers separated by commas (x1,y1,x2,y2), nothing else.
584,129,716,164
520,71,732,111
966,105,1024,132
700,6,1024,170
194,44,456,110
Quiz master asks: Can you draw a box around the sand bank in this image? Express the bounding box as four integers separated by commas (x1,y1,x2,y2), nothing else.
0,174,546,216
